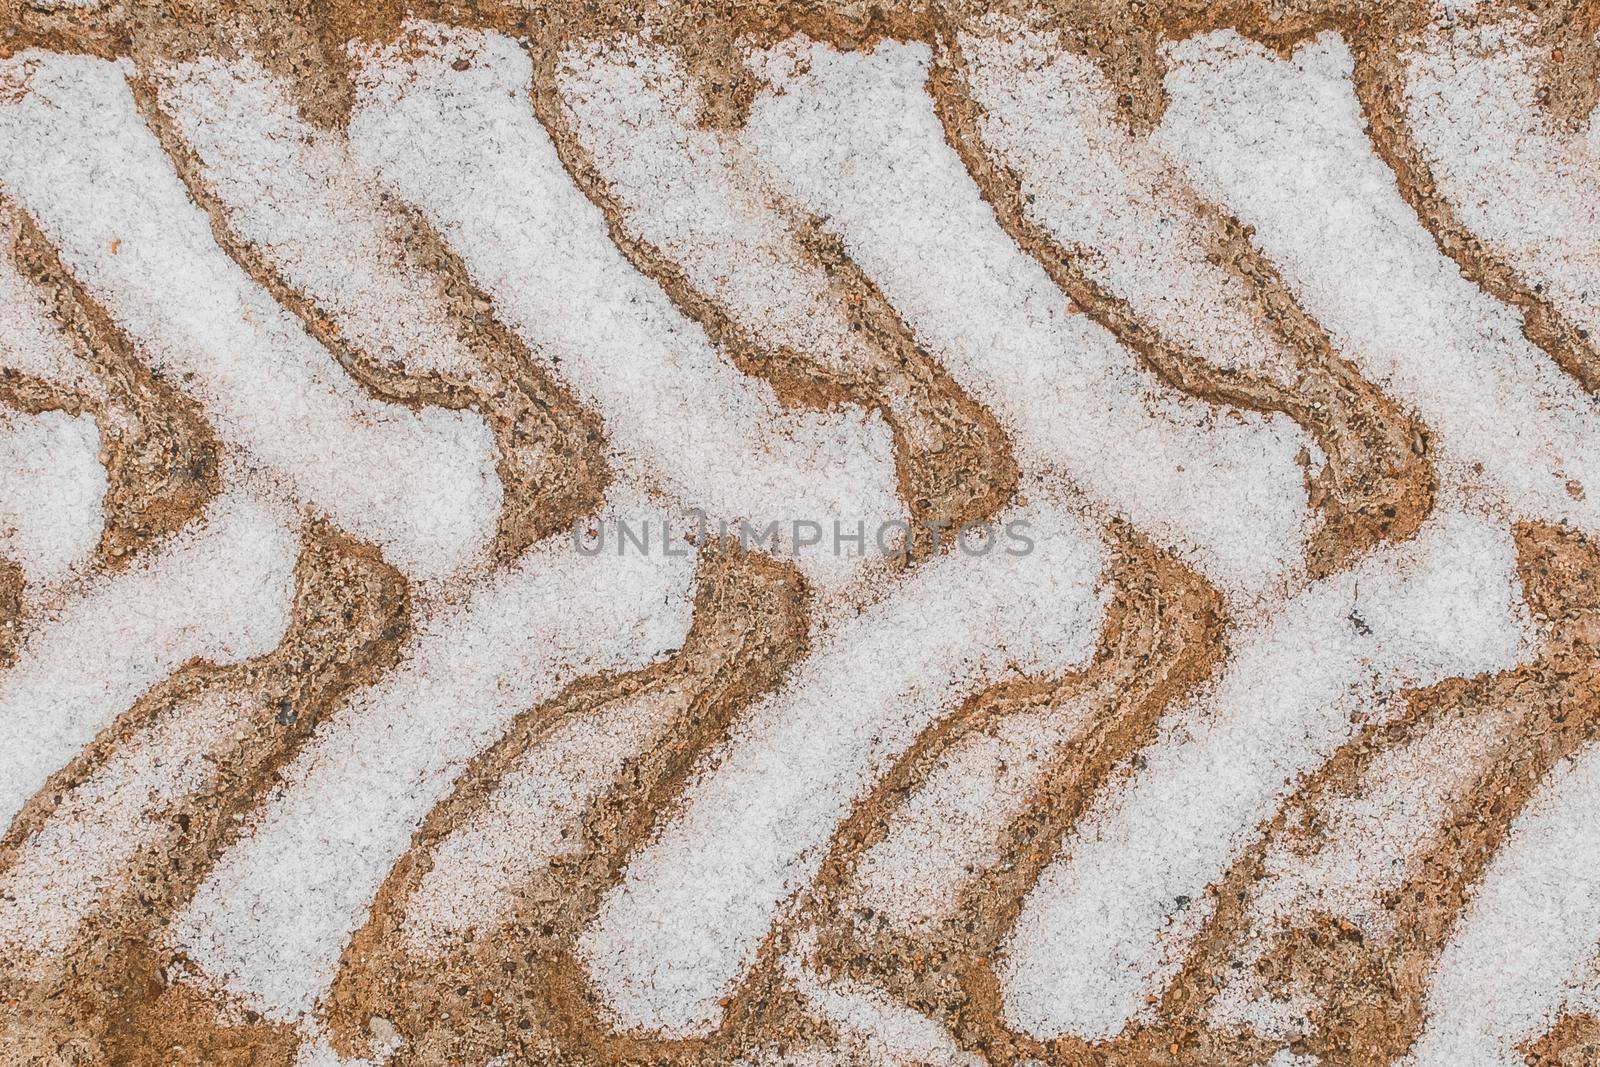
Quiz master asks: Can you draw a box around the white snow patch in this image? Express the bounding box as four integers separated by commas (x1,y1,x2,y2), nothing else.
1403,19,1600,344
401,682,692,951
0,686,241,963
958,17,1297,382
153,55,478,380
0,408,104,586
1208,692,1523,1040
556,38,880,382
1157,30,1600,533
1406,745,1600,1067
852,695,1097,931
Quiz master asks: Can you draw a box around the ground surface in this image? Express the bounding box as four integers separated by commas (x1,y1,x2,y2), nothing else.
2,0,1600,1064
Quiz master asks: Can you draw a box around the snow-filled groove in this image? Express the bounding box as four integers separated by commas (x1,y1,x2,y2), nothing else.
2,3,1600,1065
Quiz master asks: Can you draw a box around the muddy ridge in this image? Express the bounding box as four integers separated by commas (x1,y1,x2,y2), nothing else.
0,1,1596,1063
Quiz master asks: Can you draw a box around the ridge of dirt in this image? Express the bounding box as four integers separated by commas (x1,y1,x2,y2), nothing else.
4,203,220,573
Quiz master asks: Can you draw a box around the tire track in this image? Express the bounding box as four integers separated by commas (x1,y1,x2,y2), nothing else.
346,23,901,594
167,485,697,1027
0,490,300,842
1161,29,1600,538
739,34,1314,601
1095,522,1600,1066
932,25,1434,580
322,545,813,1064
1397,14,1600,382
3,204,220,572
1406,745,1600,1065
541,34,1017,560
550,29,1427,1055
0,8,1595,1064
0,523,409,1067
1351,27,1600,395
791,525,1226,1066
135,60,609,561
0,50,505,580
572,491,1106,1044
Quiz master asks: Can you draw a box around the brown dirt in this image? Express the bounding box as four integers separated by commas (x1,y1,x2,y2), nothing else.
0,556,21,667
1,1,1597,1063
3,203,220,572
1525,1011,1600,1066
